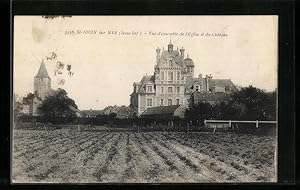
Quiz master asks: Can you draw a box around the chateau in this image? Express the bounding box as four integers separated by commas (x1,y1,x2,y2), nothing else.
130,41,236,116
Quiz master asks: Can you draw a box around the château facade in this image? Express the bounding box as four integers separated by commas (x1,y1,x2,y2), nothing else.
130,41,236,116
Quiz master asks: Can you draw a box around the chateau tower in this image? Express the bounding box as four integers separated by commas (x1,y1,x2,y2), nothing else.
168,40,173,53
33,60,51,100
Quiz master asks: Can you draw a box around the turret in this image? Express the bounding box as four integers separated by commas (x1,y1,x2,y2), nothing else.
156,47,161,63
205,74,213,92
180,47,185,58
168,40,173,53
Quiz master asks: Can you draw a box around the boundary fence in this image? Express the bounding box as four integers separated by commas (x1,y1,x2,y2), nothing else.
204,119,277,133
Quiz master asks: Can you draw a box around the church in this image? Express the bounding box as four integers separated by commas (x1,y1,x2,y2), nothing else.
32,60,53,116
130,41,236,116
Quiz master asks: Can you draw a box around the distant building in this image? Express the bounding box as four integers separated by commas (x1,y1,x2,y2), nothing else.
81,106,133,119
140,105,186,120
81,109,104,118
130,41,236,116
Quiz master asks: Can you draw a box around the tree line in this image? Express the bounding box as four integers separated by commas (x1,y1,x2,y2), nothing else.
185,85,276,125
14,86,276,126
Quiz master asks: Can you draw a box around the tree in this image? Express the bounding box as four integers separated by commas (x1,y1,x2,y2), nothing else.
38,88,78,122
185,102,214,125
227,85,276,120
106,112,117,127
22,92,35,105
185,85,276,123
215,101,247,120
13,94,23,119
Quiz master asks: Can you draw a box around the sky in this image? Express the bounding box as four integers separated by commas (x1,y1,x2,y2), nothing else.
14,16,278,110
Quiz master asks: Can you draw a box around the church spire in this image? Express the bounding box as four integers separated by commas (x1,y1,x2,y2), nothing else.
35,59,50,79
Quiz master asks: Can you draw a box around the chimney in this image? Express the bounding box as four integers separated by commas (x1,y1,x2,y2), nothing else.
180,47,185,58
156,47,161,63
168,40,173,53
205,75,210,92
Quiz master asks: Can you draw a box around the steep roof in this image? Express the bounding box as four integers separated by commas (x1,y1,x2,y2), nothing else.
193,92,230,103
208,79,235,88
185,77,236,91
141,105,180,116
158,50,183,66
185,77,206,90
81,109,104,116
184,57,194,67
35,61,50,79
136,75,155,93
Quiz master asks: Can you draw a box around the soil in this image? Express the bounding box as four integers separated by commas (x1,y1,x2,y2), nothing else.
12,129,276,183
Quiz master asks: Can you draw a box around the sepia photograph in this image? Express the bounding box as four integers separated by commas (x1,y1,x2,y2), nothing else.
12,16,278,183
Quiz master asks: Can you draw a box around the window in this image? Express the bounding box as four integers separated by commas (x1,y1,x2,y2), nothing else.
160,99,164,106
160,71,164,81
168,71,173,81
195,85,199,92
225,86,230,92
177,71,180,80
168,87,173,93
176,87,180,93
176,99,180,105
161,87,164,94
147,86,152,92
147,98,152,107
168,99,172,106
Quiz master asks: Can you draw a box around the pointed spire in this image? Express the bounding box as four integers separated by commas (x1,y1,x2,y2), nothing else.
169,37,173,45
35,59,50,78
187,53,189,58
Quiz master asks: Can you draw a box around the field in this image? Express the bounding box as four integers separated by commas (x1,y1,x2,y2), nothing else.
12,128,276,183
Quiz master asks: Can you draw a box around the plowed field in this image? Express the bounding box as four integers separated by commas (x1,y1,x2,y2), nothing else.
12,129,276,183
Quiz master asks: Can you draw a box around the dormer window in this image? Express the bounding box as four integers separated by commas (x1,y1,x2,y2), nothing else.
225,85,230,92
147,86,152,92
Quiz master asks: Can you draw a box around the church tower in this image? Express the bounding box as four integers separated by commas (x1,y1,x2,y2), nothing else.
33,60,51,100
